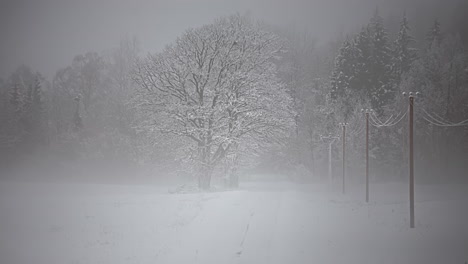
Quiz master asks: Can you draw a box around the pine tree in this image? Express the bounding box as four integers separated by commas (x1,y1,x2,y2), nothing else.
368,8,393,112
0,79,7,132
6,82,25,143
366,8,400,178
331,38,356,100
20,83,33,134
9,83,23,118
330,38,358,120
25,76,46,145
353,26,373,97
392,13,418,85
426,19,442,49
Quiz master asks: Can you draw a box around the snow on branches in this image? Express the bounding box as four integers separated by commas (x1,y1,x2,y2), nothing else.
132,14,295,189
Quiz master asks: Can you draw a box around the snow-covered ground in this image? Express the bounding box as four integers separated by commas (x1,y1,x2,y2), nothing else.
0,180,467,264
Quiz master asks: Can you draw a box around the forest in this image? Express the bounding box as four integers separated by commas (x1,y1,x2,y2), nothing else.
1,7,468,189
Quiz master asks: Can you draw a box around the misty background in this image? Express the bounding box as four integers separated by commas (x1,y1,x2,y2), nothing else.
2,0,467,79
2,0,468,186
1,1,468,264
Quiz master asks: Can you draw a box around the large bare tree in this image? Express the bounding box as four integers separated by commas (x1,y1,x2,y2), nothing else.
133,14,295,189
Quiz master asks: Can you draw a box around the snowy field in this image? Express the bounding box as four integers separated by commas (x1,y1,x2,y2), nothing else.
1,180,467,264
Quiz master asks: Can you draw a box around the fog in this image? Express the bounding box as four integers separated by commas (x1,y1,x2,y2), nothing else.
1,0,468,263
1,0,465,78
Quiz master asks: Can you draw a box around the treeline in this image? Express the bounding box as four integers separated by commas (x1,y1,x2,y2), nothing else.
0,38,176,176
278,9,468,183
1,10,467,184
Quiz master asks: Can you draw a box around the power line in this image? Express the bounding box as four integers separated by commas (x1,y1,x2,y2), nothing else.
420,107,468,127
348,122,365,137
370,112,394,126
370,111,398,126
421,108,453,125
369,110,408,127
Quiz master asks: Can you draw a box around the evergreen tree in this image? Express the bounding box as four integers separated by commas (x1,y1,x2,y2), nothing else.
392,13,418,85
24,76,46,145
353,26,373,97
365,8,402,179
368,8,393,112
9,83,23,118
31,77,44,122
0,79,7,131
2,66,39,152
331,38,356,100
330,38,358,120
400,33,468,181
6,83,25,143
426,19,442,49
21,83,34,134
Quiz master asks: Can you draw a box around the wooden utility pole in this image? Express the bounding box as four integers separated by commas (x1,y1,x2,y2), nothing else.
340,123,348,194
409,94,415,228
321,134,339,190
365,111,369,203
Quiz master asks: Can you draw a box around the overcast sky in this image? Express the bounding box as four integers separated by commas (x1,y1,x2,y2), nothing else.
0,0,460,79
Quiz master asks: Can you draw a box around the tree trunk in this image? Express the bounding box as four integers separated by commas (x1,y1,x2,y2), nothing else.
310,145,316,179
198,165,213,190
228,167,239,188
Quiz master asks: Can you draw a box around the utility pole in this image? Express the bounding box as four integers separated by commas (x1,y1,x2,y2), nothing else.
403,92,417,228
409,94,415,228
339,122,348,194
364,110,370,203
320,134,339,190
360,108,372,202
